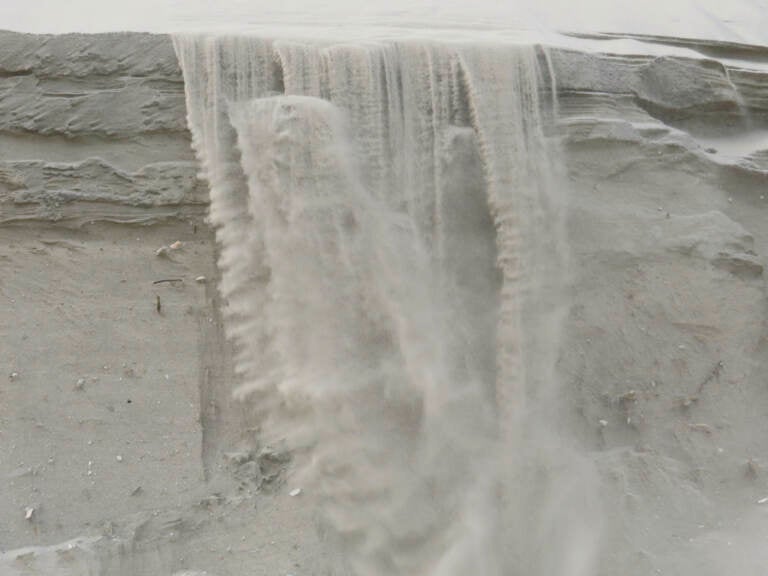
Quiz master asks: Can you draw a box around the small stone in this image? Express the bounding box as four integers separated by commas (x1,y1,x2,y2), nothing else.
74,378,86,391
758,497,768,504
116,455,123,462
598,419,608,428
169,241,183,250
155,246,169,257
25,507,35,520
195,276,207,284
289,488,302,497
9,372,19,381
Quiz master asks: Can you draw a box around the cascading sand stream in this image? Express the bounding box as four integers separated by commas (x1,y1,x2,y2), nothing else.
174,34,601,575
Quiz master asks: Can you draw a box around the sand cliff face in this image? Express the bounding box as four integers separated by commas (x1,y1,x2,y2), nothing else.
1,30,768,576
0,31,203,224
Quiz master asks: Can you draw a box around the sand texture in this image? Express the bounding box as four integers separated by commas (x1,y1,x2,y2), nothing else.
1,29,768,575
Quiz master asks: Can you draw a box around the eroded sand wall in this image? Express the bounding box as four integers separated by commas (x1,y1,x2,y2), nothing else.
2,30,768,575
0,29,236,570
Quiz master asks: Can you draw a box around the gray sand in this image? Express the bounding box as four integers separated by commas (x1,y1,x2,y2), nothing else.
2,29,768,575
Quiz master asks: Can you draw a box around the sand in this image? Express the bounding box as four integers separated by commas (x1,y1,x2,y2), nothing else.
1,27,768,575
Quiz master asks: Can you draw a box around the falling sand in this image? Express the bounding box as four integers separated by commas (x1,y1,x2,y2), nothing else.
174,35,601,575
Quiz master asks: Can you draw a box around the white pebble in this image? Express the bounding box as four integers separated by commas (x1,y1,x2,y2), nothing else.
289,488,302,497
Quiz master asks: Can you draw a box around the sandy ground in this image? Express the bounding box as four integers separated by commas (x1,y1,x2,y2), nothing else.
2,0,767,46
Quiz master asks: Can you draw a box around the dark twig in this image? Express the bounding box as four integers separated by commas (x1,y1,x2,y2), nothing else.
697,360,724,396
677,361,724,411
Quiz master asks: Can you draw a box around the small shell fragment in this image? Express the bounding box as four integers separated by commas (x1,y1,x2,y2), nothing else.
195,276,207,284
758,497,768,504
289,488,302,497
24,507,35,520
